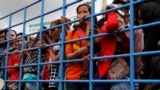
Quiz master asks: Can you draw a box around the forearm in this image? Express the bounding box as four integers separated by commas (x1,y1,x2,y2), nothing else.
66,47,89,60
66,50,82,60
49,50,59,61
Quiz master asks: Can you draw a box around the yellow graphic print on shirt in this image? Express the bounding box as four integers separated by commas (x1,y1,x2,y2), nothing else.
73,44,80,51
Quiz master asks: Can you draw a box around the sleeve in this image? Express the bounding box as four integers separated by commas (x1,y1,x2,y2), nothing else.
134,29,144,52
100,12,119,33
65,31,73,54
7,54,19,75
53,45,60,53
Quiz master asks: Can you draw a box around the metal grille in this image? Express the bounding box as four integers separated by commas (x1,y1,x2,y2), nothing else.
0,0,160,90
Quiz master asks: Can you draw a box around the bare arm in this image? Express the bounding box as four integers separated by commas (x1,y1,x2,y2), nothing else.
66,47,89,60
48,47,59,61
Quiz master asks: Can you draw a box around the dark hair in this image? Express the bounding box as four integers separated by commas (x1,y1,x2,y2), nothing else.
0,29,7,34
97,17,106,28
76,3,91,14
73,24,79,30
77,3,97,24
50,19,61,27
113,0,129,4
50,19,61,32
0,29,7,39
10,30,17,37
17,32,27,41
17,32,22,36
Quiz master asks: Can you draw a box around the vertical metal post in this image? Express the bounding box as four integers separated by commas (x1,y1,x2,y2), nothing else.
129,0,135,90
4,14,12,90
90,0,95,90
59,0,66,90
37,0,45,90
18,7,27,90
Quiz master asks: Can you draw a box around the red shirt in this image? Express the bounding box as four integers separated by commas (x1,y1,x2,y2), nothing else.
7,54,20,80
41,51,50,80
98,12,119,78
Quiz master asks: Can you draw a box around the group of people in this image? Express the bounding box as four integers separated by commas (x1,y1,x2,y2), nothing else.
0,0,160,90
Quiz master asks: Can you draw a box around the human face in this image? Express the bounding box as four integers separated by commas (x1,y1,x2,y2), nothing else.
6,31,16,39
0,32,5,41
16,36,22,49
50,24,61,40
77,5,90,20
6,31,17,44
51,28,61,40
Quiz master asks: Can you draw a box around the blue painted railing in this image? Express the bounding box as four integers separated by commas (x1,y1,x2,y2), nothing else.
0,0,160,90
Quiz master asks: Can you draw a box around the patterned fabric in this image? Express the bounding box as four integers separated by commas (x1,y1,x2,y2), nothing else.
24,50,39,74
8,83,18,90
48,64,59,88
24,49,47,74
107,58,129,79
48,45,60,89
110,83,130,90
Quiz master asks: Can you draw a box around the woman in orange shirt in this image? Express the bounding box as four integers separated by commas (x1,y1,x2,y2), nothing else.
65,3,94,90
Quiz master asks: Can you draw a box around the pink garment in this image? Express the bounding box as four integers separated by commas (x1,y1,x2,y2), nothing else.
125,29,144,52
126,29,144,75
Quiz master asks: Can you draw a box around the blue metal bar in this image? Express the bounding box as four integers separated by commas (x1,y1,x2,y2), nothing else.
89,0,95,90
5,79,160,83
0,0,40,20
5,80,60,82
25,0,41,9
36,0,45,89
134,21,160,30
0,15,9,20
2,17,159,45
32,0,81,20
9,22,23,29
134,80,160,83
58,0,66,89
2,0,160,89
92,54,130,60
25,15,41,22
3,48,160,65
23,0,80,24
18,7,27,90
129,0,135,90
62,80,130,83
3,14,12,90
133,50,160,56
